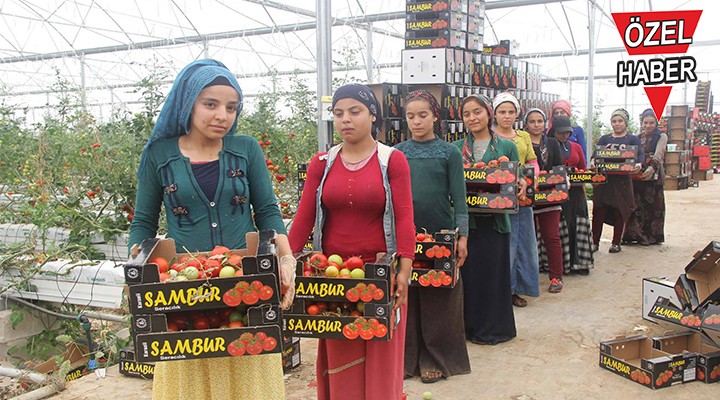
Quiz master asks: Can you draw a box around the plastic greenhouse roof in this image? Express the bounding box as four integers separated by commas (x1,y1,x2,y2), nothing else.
0,0,718,123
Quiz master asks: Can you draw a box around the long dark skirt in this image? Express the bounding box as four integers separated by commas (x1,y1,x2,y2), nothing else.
405,279,471,378
560,186,594,272
462,217,516,345
623,180,665,244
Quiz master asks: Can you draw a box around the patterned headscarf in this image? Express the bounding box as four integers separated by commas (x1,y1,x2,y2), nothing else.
460,94,495,163
138,59,243,177
332,83,383,139
405,89,441,136
611,108,630,124
548,99,572,132
639,108,662,160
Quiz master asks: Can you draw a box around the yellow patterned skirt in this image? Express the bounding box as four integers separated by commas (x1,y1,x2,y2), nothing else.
151,354,285,400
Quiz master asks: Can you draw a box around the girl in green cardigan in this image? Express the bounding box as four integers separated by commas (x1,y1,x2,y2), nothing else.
129,59,295,400
452,94,520,345
396,89,470,383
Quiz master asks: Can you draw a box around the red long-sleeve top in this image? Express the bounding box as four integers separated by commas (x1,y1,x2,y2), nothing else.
563,142,587,169
289,151,415,262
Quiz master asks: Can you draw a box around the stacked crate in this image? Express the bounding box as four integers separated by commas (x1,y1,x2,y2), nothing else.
690,109,716,181
663,105,693,190
695,81,712,114
401,0,559,142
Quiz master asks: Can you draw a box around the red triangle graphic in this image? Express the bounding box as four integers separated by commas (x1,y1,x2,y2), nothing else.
644,86,672,120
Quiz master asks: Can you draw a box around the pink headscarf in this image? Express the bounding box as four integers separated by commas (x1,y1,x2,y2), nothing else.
548,100,572,132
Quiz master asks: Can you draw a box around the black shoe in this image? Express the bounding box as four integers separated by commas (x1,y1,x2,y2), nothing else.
609,244,622,253
576,269,590,276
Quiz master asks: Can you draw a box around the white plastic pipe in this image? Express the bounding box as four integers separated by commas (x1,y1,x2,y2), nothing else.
9,384,64,400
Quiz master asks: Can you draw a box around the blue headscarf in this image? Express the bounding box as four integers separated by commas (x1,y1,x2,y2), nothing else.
331,83,382,139
137,59,243,177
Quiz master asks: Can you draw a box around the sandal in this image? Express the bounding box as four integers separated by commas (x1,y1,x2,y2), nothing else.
420,370,444,384
512,294,527,307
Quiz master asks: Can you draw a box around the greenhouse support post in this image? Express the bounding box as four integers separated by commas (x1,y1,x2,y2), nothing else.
316,0,332,151
586,0,596,163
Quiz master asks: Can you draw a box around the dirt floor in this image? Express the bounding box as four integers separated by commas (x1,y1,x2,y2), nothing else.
40,177,720,400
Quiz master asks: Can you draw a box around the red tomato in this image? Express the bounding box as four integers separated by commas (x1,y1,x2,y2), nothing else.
166,322,179,332
316,302,328,311
204,259,221,277
309,253,328,269
307,305,320,315
168,314,190,330
360,292,373,303
218,308,233,320
193,316,210,330
226,254,243,266
170,262,186,272
228,321,244,328
344,256,364,270
211,246,231,256
251,280,264,291
262,337,277,351
150,257,169,273
259,286,274,301
223,289,242,307
228,341,246,356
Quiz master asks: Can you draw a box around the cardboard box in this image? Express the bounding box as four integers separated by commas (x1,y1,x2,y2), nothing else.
647,296,703,332
664,175,689,191
594,146,638,161
652,331,720,383
665,163,686,177
694,145,711,157
665,150,690,164
406,83,462,120
378,118,406,146
125,231,280,287
406,11,468,33
666,116,688,130
29,342,92,382
294,253,395,303
402,48,455,84
669,105,689,117
127,273,280,315
406,0,469,14
472,52,492,87
118,347,155,380
696,156,712,171
595,160,637,174
566,166,607,185
693,169,713,181
133,305,284,363
464,161,519,184
368,83,405,119
405,29,467,49
642,277,683,323
283,299,399,341
466,183,518,214
599,335,688,389
684,241,720,311
675,273,700,311
702,304,720,348
281,337,301,373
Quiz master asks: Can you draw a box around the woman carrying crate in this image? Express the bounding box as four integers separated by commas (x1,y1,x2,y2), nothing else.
129,59,296,400
288,83,415,400
395,89,471,383
591,109,645,254
623,108,667,246
453,94,522,345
